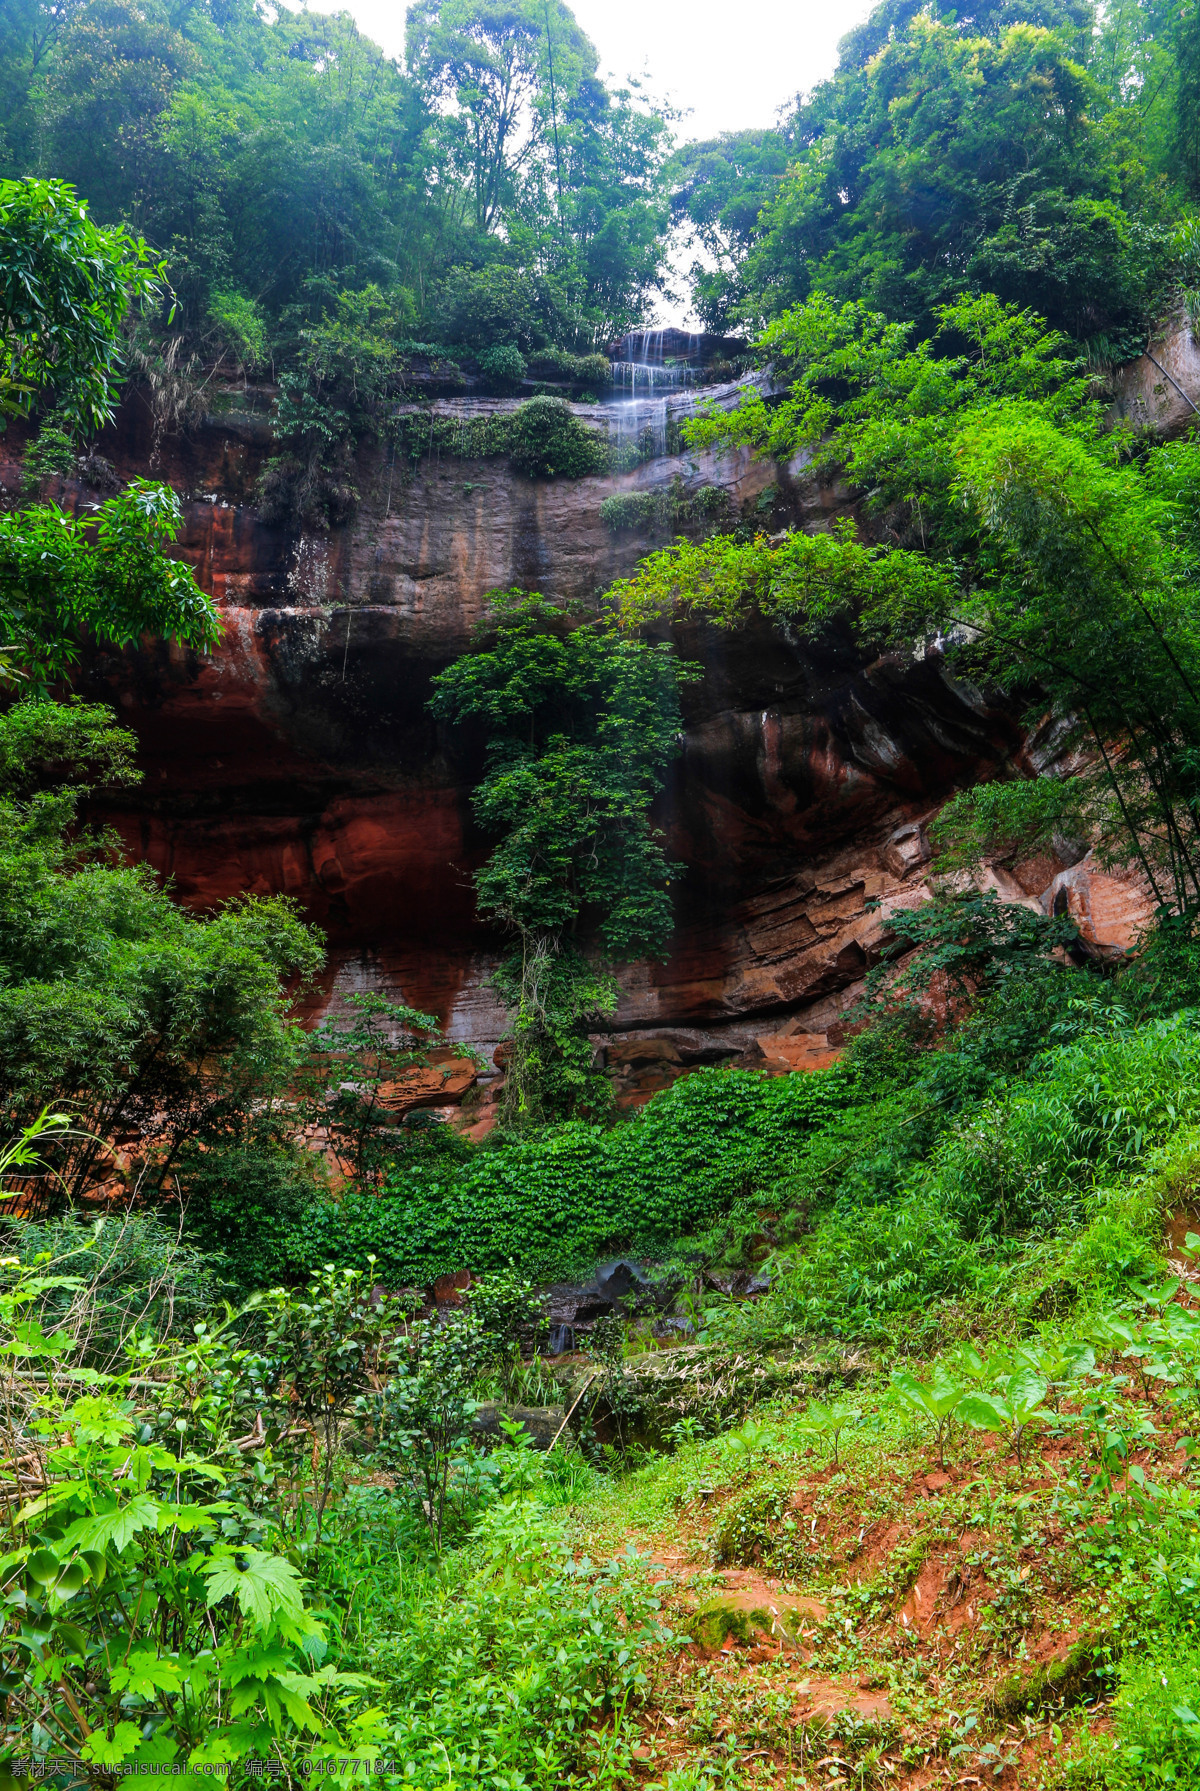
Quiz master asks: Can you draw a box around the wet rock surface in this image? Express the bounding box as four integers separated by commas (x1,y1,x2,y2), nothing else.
0,381,1147,1070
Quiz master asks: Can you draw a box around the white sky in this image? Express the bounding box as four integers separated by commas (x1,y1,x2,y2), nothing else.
288,0,878,323
296,0,876,144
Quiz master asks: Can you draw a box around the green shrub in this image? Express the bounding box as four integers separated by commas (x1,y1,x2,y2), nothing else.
292,1066,854,1285
392,398,610,477
21,421,76,485
575,352,613,388
600,481,731,535
0,1251,387,1771
1117,910,1200,1019
6,1211,218,1360
523,348,611,389
769,1187,988,1338
438,264,572,354
599,492,657,531
477,342,526,393
179,1139,321,1290
930,1013,1200,1237
507,396,608,478
207,285,266,371
323,1492,665,1784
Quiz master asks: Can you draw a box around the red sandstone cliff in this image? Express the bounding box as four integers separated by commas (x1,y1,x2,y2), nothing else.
0,380,1152,1094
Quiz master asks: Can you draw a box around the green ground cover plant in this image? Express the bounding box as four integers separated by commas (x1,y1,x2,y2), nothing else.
294,1063,853,1283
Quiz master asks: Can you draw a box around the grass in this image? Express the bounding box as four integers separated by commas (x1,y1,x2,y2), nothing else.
296,1012,1200,1787
14,1001,1200,1786
550,1304,1197,1787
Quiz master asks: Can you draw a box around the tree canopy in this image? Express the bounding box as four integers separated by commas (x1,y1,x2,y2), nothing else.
0,0,673,359
430,590,693,1123
618,286,1200,917
668,0,1195,349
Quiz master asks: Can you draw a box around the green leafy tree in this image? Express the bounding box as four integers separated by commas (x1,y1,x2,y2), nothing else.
681,2,1168,345
429,590,695,1124
0,480,220,687
0,175,164,435
300,992,476,1185
407,0,594,234
410,2,672,340
259,282,415,527
668,129,790,332
2,1,672,378
40,0,193,227
0,700,323,1207
248,1264,402,1555
631,290,1200,916
369,1308,492,1548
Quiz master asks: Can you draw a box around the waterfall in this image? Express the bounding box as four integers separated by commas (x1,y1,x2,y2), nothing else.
607,337,693,463
597,329,762,465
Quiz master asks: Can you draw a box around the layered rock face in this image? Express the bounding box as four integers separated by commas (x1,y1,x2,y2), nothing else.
0,375,1147,1096
1112,310,1200,436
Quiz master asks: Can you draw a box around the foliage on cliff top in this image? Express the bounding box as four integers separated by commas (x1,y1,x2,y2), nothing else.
0,175,164,435
675,1,1181,343
0,0,674,361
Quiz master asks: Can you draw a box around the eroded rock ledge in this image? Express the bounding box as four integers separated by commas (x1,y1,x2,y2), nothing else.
0,383,1152,1104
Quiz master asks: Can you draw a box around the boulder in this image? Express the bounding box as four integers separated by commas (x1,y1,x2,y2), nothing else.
752,1032,843,1073
374,1049,477,1118
1041,852,1156,954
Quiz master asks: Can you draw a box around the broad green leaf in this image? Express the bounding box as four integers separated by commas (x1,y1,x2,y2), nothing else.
111,1650,185,1698
62,1493,161,1555
187,1735,244,1766
26,1547,58,1584
2,1319,71,1358
958,1392,1007,1433
82,1722,143,1765
223,1644,295,1686
51,1618,88,1659
202,1549,306,1630
156,1500,232,1533
132,1733,183,1765
1007,1370,1049,1420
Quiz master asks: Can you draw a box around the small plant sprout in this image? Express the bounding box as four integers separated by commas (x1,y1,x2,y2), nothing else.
798,1394,860,1469
667,1415,706,1451
722,1413,770,1478
959,1369,1051,1470
890,1365,965,1468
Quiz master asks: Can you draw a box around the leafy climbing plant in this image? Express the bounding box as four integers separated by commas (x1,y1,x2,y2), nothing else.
429,590,696,1124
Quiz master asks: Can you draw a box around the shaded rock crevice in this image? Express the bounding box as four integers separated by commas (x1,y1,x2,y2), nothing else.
0,379,1135,1080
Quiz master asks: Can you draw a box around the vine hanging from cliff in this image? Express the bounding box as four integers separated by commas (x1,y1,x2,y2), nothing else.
429,589,697,1126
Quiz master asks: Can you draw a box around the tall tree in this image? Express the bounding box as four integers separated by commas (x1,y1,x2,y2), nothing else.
430,591,693,1124
40,0,193,226
674,0,1172,348
408,0,594,234
668,129,790,332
